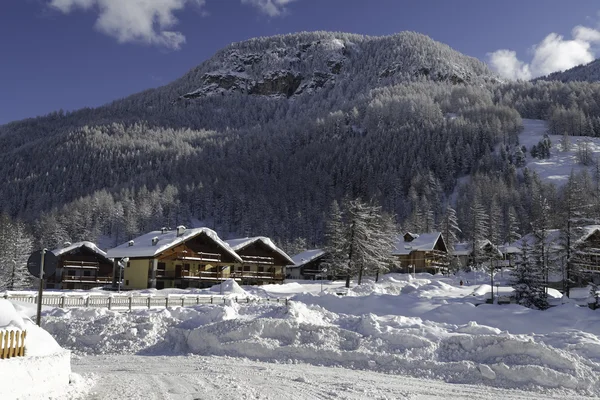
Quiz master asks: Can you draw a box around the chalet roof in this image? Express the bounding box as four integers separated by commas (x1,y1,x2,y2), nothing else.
453,240,502,256
106,227,242,262
224,237,294,265
508,229,564,254
289,249,327,269
576,225,600,245
392,232,443,255
52,241,111,263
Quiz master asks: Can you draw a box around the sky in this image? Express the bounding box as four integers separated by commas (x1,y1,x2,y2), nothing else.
2,0,600,124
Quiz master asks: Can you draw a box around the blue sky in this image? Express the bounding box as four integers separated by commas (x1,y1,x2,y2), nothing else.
1,0,600,124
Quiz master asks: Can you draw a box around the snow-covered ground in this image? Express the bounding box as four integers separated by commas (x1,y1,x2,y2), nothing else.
519,119,600,185
23,273,600,398
73,355,588,400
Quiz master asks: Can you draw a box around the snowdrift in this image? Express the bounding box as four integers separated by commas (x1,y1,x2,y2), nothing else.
43,297,600,395
0,299,72,399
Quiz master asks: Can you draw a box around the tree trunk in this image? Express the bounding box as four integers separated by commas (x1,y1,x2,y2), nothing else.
345,274,350,288
357,265,363,285
375,270,379,282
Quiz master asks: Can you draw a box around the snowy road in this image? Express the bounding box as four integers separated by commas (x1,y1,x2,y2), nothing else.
72,355,588,400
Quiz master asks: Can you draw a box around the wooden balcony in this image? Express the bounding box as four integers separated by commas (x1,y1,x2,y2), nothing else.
173,251,221,263
61,275,112,283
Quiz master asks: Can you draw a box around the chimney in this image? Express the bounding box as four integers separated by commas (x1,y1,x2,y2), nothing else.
152,237,159,246
128,240,135,247
176,225,186,237
161,227,168,234
63,241,72,248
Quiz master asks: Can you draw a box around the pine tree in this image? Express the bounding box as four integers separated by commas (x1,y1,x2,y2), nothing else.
324,200,347,277
512,241,548,309
560,171,589,297
469,195,489,268
530,194,552,306
505,207,521,244
0,215,33,290
440,205,461,270
341,198,396,287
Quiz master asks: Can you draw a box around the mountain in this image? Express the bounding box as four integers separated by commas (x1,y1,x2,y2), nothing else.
536,59,600,83
3,30,600,251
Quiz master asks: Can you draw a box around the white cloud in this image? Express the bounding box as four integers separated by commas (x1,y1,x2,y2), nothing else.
488,24,600,80
241,0,297,17
49,0,205,50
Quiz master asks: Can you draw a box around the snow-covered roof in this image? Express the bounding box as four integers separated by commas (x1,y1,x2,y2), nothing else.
52,241,109,260
392,232,443,255
509,229,564,254
453,240,500,256
225,237,294,265
289,249,327,269
107,227,243,262
576,225,600,245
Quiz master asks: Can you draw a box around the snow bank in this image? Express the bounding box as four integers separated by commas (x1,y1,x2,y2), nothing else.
43,299,600,395
0,350,71,400
0,300,73,399
210,279,250,296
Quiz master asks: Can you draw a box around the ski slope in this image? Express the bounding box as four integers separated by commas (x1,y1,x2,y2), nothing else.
519,119,600,185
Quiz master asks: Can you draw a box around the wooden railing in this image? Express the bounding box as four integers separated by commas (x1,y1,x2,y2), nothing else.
1,330,26,359
2,293,289,311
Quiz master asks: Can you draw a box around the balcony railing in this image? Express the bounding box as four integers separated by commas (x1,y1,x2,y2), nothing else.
62,275,112,283
174,252,221,263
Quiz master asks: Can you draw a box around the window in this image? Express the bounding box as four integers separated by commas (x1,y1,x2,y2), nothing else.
157,262,166,270
243,265,251,271
83,270,91,277
258,266,264,273
125,280,129,286
68,270,76,276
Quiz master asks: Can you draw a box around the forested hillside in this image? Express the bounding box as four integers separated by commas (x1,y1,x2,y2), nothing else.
3,31,600,254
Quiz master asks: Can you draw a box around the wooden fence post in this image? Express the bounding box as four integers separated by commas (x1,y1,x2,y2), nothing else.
85,297,90,308
108,297,112,310
60,296,66,309
181,297,185,307
128,296,133,312
165,297,169,308
196,296,200,305
147,297,151,309
210,296,213,304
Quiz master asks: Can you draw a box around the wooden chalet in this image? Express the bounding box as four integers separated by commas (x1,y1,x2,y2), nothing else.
225,237,294,284
47,242,113,290
572,226,600,274
392,232,448,273
453,240,504,269
107,226,243,290
287,249,329,280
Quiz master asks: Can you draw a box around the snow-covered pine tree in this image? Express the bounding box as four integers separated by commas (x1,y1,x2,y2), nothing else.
324,200,347,277
531,194,552,306
469,195,489,269
342,199,396,287
505,206,521,244
0,215,33,290
511,241,548,309
487,198,502,246
560,170,590,297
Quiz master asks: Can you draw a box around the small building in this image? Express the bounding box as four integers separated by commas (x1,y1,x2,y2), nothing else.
287,249,329,280
453,240,504,269
106,226,243,290
392,232,448,273
47,242,114,290
224,237,294,284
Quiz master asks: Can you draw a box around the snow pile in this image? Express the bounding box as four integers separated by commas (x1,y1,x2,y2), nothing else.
210,279,250,296
0,299,74,399
42,299,600,395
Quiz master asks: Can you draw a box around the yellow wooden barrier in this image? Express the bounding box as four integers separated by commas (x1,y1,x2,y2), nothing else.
0,330,26,359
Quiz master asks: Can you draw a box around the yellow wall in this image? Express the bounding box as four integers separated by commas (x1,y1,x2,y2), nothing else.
124,259,150,289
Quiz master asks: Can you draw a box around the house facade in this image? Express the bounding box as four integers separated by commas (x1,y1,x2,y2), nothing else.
224,237,294,284
107,226,243,290
47,242,113,290
392,232,448,273
287,249,329,280
453,240,504,269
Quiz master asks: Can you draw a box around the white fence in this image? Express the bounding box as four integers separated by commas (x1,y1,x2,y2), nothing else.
2,293,289,311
